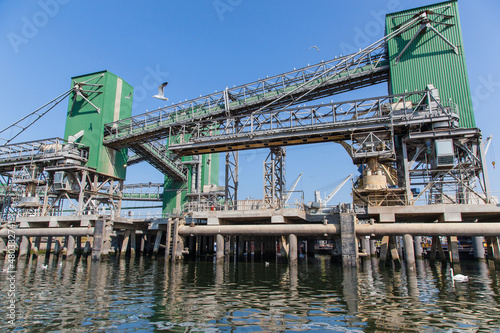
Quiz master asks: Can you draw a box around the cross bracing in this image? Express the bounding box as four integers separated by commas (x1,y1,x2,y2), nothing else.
166,90,458,155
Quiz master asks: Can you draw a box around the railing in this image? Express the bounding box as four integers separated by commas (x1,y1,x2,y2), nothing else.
184,199,305,213
104,12,434,148
169,90,458,149
103,49,388,146
0,138,88,166
130,141,187,180
121,183,164,201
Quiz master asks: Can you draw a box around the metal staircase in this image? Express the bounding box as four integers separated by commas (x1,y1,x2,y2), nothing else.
128,141,187,182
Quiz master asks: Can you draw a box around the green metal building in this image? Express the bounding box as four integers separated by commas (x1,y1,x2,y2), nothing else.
64,71,133,179
162,153,219,215
386,0,475,128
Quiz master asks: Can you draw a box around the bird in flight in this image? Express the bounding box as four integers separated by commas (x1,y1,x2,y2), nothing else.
153,82,169,100
309,46,320,52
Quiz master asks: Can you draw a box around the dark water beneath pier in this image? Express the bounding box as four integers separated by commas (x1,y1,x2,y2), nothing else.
2,255,500,332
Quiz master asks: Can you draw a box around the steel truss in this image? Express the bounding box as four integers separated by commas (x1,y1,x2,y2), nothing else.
0,138,124,220
99,11,441,206
106,9,437,149
263,147,286,209
119,183,164,201
167,90,457,155
401,128,491,206
225,151,238,210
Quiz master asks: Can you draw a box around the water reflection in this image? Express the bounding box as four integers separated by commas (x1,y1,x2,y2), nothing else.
1,255,500,332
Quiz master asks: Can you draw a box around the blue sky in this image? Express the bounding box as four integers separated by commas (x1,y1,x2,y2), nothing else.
1,0,500,205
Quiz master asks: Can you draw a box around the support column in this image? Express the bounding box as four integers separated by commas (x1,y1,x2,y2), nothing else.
153,230,163,257
121,230,130,256
340,213,357,267
31,237,41,258
130,230,137,257
379,236,390,265
45,236,53,260
175,236,185,259
171,218,180,260
403,234,415,271
263,147,286,209
280,236,289,261
18,236,30,259
389,236,401,268
53,238,62,255
306,239,315,258
430,236,446,262
289,234,298,266
237,236,244,258
216,234,224,260
66,235,76,258
139,235,145,255
76,236,82,254
83,239,91,255
0,237,6,256
165,218,172,260
473,236,485,259
447,236,460,264
360,236,370,257
224,236,231,257
225,151,238,210
413,236,423,259
91,219,105,261
370,239,377,257
488,236,500,267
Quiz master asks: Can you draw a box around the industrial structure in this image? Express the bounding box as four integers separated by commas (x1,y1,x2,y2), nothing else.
1,1,500,270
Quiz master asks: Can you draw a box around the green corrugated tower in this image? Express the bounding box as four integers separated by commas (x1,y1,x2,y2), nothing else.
162,153,219,215
386,0,475,128
64,71,133,179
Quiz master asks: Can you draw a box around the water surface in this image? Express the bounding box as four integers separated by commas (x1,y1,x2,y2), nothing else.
2,255,500,332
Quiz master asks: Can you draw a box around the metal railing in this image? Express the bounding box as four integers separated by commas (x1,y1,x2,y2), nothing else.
184,199,305,213
0,138,88,167
169,90,458,150
104,52,388,146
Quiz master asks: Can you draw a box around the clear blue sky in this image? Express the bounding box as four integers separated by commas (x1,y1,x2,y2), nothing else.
1,0,500,205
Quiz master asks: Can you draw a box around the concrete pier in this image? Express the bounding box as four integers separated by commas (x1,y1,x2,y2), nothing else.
413,236,423,259
403,234,415,271
289,234,298,265
216,234,224,260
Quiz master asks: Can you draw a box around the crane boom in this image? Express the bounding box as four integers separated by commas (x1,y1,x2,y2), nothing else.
284,173,303,204
484,135,493,154
323,174,353,206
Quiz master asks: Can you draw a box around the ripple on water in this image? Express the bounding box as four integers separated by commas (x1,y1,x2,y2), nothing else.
2,258,500,332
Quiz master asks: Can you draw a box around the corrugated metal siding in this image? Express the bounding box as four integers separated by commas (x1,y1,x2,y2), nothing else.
64,71,133,179
386,0,475,128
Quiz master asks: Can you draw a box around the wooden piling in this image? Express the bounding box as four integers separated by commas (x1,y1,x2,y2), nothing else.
447,236,460,264
153,230,163,257
289,234,298,266
66,235,76,258
403,234,415,271
18,236,30,259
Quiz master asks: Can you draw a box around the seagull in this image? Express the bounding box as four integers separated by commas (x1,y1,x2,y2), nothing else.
153,82,169,100
309,45,320,52
450,268,469,282
124,92,132,99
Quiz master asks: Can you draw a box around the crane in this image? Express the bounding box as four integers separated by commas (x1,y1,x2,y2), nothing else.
284,173,303,204
313,174,353,208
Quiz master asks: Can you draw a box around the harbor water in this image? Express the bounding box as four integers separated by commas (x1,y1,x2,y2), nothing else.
2,255,500,332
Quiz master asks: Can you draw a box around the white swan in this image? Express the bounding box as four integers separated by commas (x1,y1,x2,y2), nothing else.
450,268,469,282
